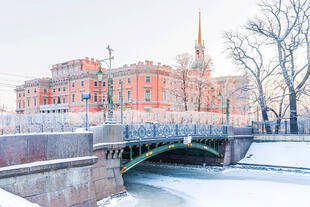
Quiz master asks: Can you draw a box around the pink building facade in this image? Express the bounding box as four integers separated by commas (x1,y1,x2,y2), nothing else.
15,12,248,116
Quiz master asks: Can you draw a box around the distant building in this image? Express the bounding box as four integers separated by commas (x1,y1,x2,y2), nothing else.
15,11,248,116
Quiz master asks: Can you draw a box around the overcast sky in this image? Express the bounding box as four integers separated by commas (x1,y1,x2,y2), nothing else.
0,0,259,109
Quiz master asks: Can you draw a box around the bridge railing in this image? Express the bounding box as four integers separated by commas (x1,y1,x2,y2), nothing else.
123,123,227,140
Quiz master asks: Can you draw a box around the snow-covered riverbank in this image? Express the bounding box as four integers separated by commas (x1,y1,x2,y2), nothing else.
0,188,40,207
239,142,310,168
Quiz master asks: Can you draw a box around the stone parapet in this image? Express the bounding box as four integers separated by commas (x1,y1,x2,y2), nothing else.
0,157,97,207
90,124,124,144
0,132,93,168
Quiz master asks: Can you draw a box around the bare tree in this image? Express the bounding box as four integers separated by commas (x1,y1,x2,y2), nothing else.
196,56,213,111
247,0,310,133
224,32,276,133
173,53,193,111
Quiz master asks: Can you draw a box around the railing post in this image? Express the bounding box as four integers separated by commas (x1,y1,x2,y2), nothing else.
209,125,213,135
285,120,288,134
176,124,179,136
1,129,3,135
40,124,43,132
125,125,129,139
130,146,133,160
153,124,156,138
194,124,197,135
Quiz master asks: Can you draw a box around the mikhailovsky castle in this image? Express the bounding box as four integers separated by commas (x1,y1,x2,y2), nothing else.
15,11,248,116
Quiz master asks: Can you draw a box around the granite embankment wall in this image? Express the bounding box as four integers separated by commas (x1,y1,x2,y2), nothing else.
223,126,253,165
89,124,125,201
0,132,97,207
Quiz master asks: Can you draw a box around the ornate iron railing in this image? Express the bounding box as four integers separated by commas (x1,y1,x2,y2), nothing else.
123,123,227,140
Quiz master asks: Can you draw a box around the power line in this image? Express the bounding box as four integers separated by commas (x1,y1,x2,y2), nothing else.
0,72,37,79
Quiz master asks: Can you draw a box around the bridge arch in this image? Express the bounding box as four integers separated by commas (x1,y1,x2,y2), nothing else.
121,142,221,174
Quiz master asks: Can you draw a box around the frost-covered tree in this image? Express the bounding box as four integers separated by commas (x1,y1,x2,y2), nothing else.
172,53,193,111
224,32,276,133
246,0,310,133
195,56,213,112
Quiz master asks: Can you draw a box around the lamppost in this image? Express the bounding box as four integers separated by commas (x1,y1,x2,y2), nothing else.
218,91,223,125
96,45,114,123
82,92,91,131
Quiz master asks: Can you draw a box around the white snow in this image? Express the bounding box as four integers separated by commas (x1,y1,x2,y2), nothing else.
239,142,310,168
97,194,137,207
0,188,41,207
0,156,97,172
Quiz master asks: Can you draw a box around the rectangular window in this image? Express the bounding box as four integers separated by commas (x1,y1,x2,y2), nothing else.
18,101,21,109
27,98,30,106
145,89,151,102
34,88,37,93
102,81,106,87
33,97,36,106
27,89,30,94
163,78,166,84
23,93,25,97
43,99,47,105
94,93,98,102
72,82,75,88
63,97,66,103
53,88,55,93
145,76,151,83
58,88,60,92
72,94,75,103
94,81,97,87
102,95,105,102
127,78,131,84
53,99,56,104
19,93,21,98
119,91,122,101
127,90,131,101
63,87,66,91
118,79,122,84
44,89,47,93
81,81,84,86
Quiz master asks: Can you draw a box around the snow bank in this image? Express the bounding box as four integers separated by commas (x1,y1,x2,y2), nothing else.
0,188,40,207
239,142,310,168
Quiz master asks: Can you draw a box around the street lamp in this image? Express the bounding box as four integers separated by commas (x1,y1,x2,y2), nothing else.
96,66,103,82
82,92,91,131
218,91,223,125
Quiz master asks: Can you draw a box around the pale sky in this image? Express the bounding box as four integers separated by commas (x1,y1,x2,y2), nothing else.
0,0,259,110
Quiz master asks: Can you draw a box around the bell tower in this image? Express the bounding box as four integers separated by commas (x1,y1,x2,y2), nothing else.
193,9,205,69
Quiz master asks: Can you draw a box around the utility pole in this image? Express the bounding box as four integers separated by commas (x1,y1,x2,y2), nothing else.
120,80,124,124
106,45,114,123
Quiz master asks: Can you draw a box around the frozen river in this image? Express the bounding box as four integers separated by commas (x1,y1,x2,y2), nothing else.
102,163,310,207
99,142,310,207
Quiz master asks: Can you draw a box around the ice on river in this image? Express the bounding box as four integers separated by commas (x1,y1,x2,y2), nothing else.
100,141,310,207
100,164,310,207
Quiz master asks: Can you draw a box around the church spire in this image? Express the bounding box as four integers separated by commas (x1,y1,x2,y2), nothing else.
198,9,202,45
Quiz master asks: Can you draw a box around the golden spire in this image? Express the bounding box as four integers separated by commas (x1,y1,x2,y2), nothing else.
198,9,202,45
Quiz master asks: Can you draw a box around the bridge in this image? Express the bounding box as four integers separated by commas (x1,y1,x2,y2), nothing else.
0,123,253,207
121,123,228,174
